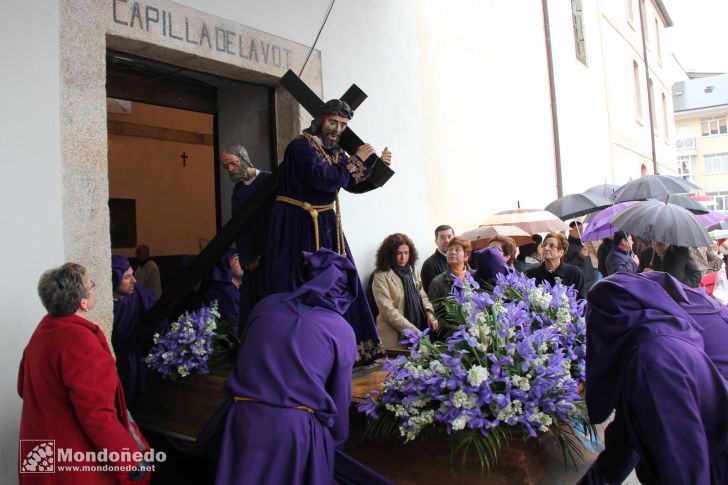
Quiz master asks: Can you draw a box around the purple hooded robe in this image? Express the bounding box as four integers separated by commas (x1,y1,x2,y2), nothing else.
264,135,384,363
112,255,157,407
202,249,241,330
472,247,510,287
216,249,361,485
581,273,728,484
636,271,728,378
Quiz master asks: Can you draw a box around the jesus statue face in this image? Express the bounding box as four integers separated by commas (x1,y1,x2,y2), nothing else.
320,115,349,148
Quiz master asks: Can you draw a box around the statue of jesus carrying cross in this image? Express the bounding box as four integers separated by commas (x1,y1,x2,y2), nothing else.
265,72,393,363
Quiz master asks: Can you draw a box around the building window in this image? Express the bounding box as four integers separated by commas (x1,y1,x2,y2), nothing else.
633,61,642,120
572,0,587,65
709,191,728,211
626,0,634,26
701,116,727,136
704,153,728,174
642,0,649,45
677,155,694,182
654,18,662,64
661,93,669,140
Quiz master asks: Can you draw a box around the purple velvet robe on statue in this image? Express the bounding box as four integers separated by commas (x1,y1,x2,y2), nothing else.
232,170,272,329
581,272,728,484
216,249,362,485
112,255,157,408
265,135,384,363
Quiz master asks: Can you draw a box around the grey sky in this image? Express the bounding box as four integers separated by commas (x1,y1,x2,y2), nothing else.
662,0,728,73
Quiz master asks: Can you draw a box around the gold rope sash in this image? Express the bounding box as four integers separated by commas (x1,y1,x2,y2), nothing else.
275,194,347,256
234,396,315,415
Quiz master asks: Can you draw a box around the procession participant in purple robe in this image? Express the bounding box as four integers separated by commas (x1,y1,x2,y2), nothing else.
472,247,510,288
637,270,728,379
580,273,728,484
265,99,392,363
215,249,361,485
220,144,272,330
112,255,156,407
202,249,243,330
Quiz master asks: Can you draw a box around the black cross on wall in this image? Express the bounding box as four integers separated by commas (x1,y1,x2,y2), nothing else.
180,151,188,167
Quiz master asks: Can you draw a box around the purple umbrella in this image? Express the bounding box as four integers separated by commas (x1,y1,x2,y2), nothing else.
697,210,726,228
581,202,637,242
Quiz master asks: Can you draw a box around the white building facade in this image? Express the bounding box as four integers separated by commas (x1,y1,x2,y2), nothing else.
0,0,681,479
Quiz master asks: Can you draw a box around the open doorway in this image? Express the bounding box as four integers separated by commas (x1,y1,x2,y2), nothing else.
106,50,276,292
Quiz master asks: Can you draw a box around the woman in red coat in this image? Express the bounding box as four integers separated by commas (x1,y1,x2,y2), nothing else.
18,263,151,484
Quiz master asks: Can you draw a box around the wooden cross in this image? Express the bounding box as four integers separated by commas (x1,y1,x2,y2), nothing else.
279,70,394,187
180,151,188,167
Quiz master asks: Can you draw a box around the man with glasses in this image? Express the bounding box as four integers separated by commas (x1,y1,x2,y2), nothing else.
605,231,639,276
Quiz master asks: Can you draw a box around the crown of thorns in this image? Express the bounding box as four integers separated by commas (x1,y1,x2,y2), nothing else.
315,99,353,120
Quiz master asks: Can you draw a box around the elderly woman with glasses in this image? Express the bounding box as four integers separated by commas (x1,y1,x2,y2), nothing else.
372,233,437,350
18,263,150,483
526,231,586,299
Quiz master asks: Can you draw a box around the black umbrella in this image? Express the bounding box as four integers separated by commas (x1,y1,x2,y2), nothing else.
609,200,711,247
654,193,709,214
610,175,703,203
584,183,620,199
544,192,613,220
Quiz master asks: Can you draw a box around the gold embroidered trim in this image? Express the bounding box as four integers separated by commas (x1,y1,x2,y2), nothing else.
357,339,385,363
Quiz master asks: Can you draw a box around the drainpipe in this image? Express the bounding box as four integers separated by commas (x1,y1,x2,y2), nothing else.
542,0,563,198
638,0,658,173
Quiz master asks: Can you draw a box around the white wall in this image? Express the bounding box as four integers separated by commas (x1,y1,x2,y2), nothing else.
416,0,557,236
0,1,63,478
178,0,428,273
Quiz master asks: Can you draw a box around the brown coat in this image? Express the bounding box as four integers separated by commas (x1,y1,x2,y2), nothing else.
372,268,434,350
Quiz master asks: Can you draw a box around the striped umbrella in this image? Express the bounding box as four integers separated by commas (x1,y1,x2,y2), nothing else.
482,208,568,235
460,225,533,249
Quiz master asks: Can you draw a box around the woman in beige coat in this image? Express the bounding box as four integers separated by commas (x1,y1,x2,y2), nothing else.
372,233,438,350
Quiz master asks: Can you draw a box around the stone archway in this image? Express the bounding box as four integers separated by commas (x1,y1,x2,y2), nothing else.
59,0,321,337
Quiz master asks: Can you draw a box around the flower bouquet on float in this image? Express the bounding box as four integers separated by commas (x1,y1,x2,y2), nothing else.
355,271,597,480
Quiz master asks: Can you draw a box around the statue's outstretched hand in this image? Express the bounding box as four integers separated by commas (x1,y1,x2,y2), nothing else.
381,146,392,165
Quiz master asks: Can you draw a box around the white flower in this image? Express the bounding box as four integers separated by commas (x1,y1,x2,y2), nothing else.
511,375,531,391
451,414,469,431
410,396,432,408
528,287,552,311
429,360,446,374
451,390,469,408
178,365,189,377
467,365,489,387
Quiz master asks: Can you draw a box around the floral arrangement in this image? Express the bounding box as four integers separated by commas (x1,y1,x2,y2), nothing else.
146,302,221,380
358,271,591,469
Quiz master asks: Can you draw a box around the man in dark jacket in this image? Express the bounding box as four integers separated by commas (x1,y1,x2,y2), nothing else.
638,241,701,288
420,224,454,293
564,221,597,291
605,231,639,276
